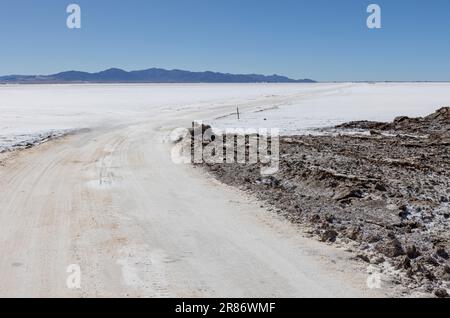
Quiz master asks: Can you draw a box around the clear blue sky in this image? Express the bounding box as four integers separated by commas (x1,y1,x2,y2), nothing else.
1,0,449,81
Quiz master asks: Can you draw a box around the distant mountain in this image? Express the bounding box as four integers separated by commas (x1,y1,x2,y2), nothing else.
0,68,315,84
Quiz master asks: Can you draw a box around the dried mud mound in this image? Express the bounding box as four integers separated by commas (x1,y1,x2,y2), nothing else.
197,107,450,297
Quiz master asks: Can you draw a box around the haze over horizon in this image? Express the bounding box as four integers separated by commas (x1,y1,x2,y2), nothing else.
1,0,450,81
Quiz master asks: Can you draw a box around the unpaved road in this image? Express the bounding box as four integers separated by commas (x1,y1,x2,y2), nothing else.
0,90,392,298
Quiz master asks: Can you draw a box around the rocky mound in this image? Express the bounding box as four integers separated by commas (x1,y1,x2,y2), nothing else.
337,107,450,137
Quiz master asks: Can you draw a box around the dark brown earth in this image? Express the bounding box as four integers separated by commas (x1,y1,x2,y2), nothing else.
194,107,450,297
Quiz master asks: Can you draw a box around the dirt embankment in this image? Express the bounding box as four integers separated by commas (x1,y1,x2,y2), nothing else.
195,107,450,297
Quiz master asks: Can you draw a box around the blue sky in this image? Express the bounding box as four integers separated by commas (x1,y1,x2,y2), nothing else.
0,0,449,81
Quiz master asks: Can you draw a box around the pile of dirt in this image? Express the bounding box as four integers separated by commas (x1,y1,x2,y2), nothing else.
194,107,450,297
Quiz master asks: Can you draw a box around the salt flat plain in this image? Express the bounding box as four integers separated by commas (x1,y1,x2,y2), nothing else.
0,83,449,297
209,83,450,134
0,83,319,151
1,83,450,152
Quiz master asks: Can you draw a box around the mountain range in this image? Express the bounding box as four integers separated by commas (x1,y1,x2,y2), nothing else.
0,68,315,84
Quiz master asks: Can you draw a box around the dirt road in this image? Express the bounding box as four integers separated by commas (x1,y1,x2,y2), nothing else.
0,93,391,298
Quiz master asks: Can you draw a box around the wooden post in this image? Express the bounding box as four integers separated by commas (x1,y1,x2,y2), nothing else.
237,107,240,120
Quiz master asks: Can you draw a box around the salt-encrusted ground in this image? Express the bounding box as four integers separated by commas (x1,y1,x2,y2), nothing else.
1,83,449,297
